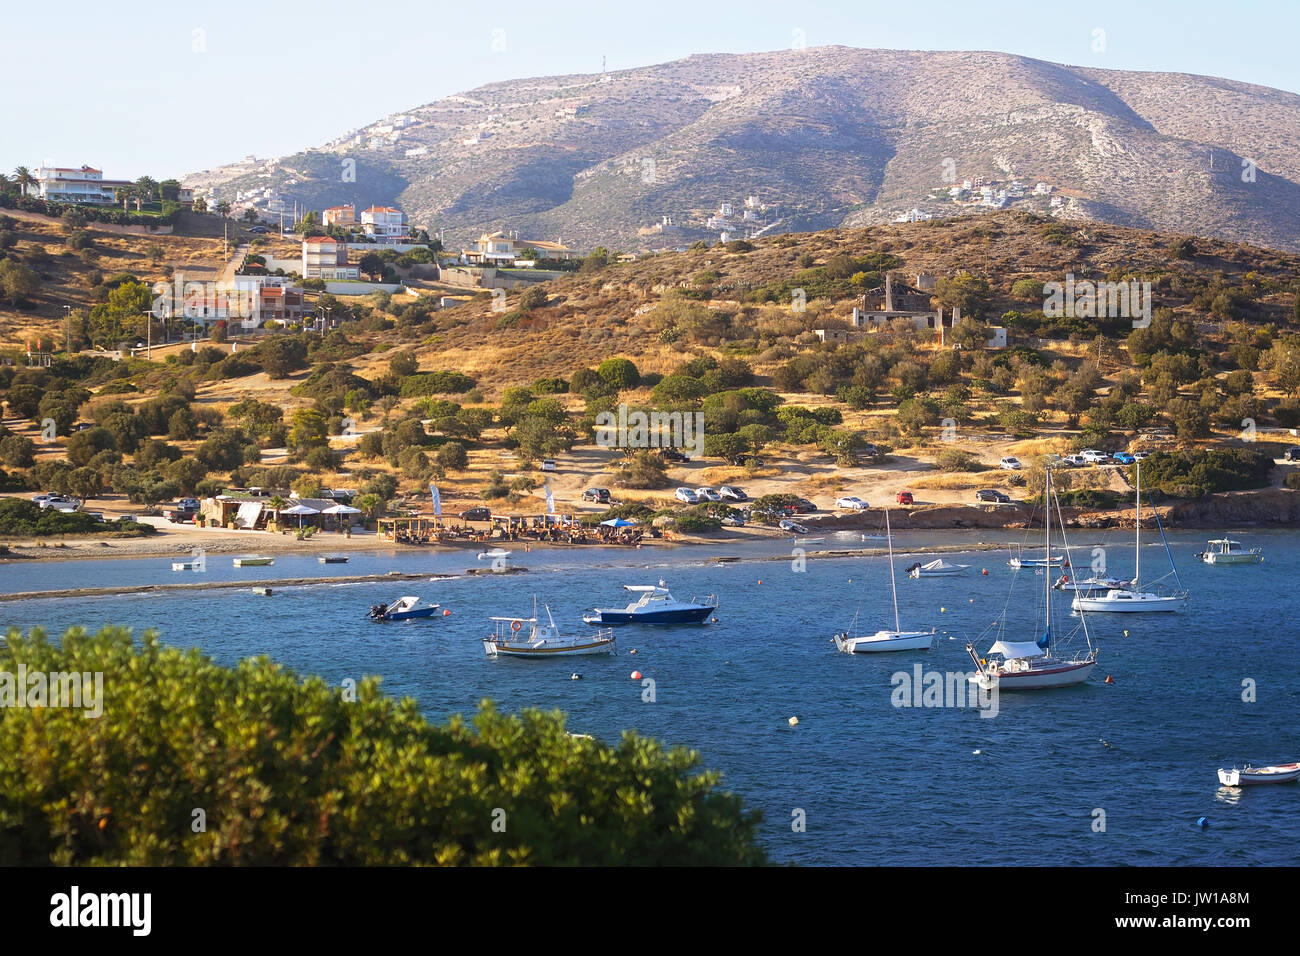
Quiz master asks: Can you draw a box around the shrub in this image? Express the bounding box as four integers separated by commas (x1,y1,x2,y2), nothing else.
0,627,764,864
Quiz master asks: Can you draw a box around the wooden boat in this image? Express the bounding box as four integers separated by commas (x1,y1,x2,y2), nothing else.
1217,763,1300,787
485,601,616,658
233,555,274,567
368,596,440,622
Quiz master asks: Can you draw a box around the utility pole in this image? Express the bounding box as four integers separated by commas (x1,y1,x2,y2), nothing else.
62,305,71,355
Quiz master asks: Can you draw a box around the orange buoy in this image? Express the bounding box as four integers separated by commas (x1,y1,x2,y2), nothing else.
631,671,642,680
981,569,989,575
1105,675,1115,684
443,609,451,616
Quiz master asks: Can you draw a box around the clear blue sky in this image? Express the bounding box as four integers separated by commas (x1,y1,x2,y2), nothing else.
2,0,1295,181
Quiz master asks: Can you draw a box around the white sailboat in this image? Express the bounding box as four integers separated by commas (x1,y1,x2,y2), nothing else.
1071,459,1186,613
834,509,935,653
968,468,1098,691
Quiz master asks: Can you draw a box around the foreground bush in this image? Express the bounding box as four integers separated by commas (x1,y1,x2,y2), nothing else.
0,628,765,866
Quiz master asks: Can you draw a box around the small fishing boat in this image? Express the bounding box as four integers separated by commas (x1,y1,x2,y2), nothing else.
171,560,199,571
485,601,616,658
478,548,513,561
233,555,274,567
1008,548,1067,569
583,583,717,625
318,555,350,564
1196,539,1262,565
834,509,935,653
906,558,969,578
1218,763,1300,787
368,595,440,622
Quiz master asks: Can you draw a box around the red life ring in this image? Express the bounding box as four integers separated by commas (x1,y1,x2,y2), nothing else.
510,619,523,632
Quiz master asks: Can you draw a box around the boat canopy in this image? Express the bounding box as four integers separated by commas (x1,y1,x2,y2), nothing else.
624,585,670,594
989,640,1046,660
921,559,959,570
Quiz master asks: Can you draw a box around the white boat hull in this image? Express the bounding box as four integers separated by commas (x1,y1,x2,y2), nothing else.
1071,589,1182,612
970,658,1096,690
834,630,934,653
484,637,615,658
1202,553,1261,565
1218,764,1300,786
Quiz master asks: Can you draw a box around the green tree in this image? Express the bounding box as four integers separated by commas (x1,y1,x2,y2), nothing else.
597,357,641,391
0,261,40,307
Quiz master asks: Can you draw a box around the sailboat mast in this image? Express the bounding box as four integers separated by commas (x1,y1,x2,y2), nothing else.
1044,467,1051,634
1134,459,1141,587
886,507,900,634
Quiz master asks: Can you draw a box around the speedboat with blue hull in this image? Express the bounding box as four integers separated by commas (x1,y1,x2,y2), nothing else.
368,595,440,621
583,585,717,625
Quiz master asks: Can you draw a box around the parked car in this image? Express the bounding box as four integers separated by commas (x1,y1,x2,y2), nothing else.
38,494,76,510
835,496,869,511
975,489,1011,503
540,459,557,472
1285,447,1300,462
1080,449,1109,464
1061,454,1088,467
178,497,200,511
695,487,722,502
727,454,763,467
163,504,199,523
720,515,746,527
998,457,1022,470
718,485,748,501
860,443,879,458
675,487,700,504
660,449,689,463
896,490,914,505
790,498,818,514
461,507,491,521
1133,451,1153,461
248,225,269,234
1112,452,1136,465
581,488,611,503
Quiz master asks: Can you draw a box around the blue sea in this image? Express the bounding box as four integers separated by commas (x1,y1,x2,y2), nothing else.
3,528,1297,865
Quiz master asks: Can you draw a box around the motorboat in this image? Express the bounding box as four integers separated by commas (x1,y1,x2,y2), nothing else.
478,548,513,561
1008,549,1066,569
368,596,440,621
968,467,1097,691
485,602,616,658
1196,539,1262,565
319,555,350,564
233,555,274,567
906,558,969,578
171,560,199,571
583,583,717,625
1217,763,1300,787
834,508,935,654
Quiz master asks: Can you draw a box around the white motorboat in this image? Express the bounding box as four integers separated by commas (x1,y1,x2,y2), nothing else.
368,595,440,621
906,558,969,578
1196,539,1262,565
1008,549,1066,569
485,601,616,658
583,583,717,625
834,509,935,654
1218,763,1300,787
969,467,1097,691
478,548,513,561
1072,459,1187,613
233,555,274,567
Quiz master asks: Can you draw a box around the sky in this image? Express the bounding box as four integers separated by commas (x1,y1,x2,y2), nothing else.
2,0,1297,181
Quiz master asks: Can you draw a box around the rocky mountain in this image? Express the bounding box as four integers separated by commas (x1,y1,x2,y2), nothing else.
186,47,1300,252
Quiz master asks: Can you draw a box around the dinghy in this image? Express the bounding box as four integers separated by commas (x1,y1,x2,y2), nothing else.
1217,763,1300,787
906,558,969,578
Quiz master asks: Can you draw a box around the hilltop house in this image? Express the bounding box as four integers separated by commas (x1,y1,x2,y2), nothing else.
322,204,356,228
461,231,581,265
302,237,361,279
360,206,409,242
32,165,131,204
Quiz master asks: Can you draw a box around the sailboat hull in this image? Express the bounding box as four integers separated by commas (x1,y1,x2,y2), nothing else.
1071,590,1182,612
971,659,1096,690
835,630,934,653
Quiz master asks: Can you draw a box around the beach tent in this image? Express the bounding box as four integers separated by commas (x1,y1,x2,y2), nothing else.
600,517,637,528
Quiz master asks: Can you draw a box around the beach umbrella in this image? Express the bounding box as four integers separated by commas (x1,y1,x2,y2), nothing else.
600,517,636,528
280,503,319,528
321,504,361,514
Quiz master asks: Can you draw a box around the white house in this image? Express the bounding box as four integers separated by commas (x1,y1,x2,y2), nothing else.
32,166,131,204
302,237,360,279
360,206,409,242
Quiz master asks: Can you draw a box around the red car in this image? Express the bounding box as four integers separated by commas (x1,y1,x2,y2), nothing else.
896,491,914,505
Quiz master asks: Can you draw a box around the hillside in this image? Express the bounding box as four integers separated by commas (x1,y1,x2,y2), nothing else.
187,47,1300,253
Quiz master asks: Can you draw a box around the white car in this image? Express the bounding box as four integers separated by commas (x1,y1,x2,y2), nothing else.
1133,451,1152,461
718,486,748,501
695,487,722,502
675,487,700,504
1061,455,1088,467
541,459,557,471
835,496,869,511
1080,449,1109,464
998,457,1022,470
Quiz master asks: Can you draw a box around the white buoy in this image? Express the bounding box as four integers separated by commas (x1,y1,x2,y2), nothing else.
788,716,799,726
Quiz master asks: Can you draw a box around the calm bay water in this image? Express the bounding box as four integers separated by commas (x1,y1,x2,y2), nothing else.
3,528,1297,865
